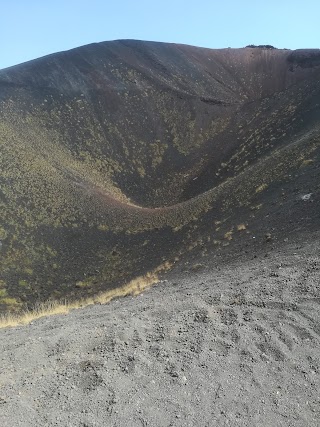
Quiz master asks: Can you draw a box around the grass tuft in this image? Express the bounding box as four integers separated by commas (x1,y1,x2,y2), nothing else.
300,159,314,167
255,183,268,193
237,223,247,231
0,262,172,329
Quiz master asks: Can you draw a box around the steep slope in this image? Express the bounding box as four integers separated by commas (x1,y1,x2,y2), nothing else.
0,40,319,312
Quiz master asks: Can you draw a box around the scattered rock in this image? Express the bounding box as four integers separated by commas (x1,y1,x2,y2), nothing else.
265,233,272,242
301,193,313,201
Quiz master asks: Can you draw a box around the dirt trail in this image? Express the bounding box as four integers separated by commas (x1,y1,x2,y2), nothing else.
0,234,319,426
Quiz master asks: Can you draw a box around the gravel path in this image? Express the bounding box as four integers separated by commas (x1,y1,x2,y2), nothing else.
0,237,319,426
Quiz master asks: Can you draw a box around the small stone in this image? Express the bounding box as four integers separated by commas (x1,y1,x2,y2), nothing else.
265,233,272,242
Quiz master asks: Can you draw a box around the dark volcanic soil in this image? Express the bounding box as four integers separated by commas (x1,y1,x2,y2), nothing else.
0,40,319,312
0,232,319,426
0,40,320,425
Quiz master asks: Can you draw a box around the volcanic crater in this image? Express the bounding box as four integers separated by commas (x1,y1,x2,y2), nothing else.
0,40,319,312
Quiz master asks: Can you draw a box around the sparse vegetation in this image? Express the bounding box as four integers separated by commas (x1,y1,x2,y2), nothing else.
191,263,204,272
255,183,268,193
224,230,233,241
250,203,263,211
300,159,314,167
237,223,247,231
0,262,173,328
0,40,319,314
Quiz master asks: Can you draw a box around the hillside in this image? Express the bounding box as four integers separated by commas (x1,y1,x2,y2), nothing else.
0,40,319,312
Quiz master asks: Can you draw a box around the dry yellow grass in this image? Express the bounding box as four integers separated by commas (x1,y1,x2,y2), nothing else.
0,262,172,329
255,183,268,193
0,299,71,329
224,230,233,241
237,223,247,231
300,159,314,167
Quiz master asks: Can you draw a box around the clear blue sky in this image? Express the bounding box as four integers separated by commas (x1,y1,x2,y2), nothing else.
1,0,319,69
